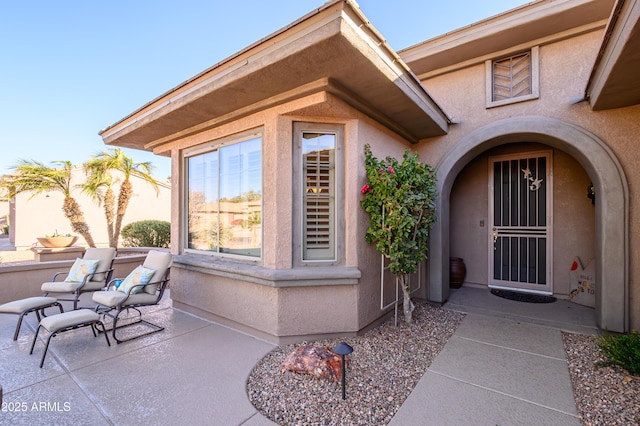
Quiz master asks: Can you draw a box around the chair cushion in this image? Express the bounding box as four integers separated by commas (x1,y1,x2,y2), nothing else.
42,280,82,293
84,247,116,282
142,250,172,294
0,296,58,314
40,309,99,332
92,290,157,307
64,258,100,282
118,265,155,294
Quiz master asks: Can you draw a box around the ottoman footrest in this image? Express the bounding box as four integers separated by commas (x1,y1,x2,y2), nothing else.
0,297,63,340
29,309,110,368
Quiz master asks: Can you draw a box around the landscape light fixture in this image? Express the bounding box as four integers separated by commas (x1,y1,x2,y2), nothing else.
333,342,353,400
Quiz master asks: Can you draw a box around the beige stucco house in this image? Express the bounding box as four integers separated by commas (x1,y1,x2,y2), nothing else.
5,166,171,249
99,0,639,343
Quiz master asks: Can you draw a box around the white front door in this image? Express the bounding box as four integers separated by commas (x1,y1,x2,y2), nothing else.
489,151,553,294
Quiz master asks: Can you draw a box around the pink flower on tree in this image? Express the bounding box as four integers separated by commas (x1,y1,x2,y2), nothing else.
388,166,395,173
361,184,372,194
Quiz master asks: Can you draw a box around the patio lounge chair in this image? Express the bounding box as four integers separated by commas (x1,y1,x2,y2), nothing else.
0,297,63,341
92,250,171,344
41,247,116,310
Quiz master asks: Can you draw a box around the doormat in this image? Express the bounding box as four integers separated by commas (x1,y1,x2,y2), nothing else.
490,289,556,303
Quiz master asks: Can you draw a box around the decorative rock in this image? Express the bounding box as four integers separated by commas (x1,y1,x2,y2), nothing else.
281,345,346,381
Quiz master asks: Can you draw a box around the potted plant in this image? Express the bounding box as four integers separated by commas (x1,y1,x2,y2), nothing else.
37,231,78,248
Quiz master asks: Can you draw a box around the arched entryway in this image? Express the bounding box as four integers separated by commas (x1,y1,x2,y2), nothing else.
427,116,629,332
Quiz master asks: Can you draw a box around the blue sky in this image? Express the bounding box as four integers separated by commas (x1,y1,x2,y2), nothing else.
0,0,529,180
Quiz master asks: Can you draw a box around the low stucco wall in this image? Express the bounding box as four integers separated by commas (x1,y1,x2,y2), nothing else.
0,254,146,304
170,256,360,344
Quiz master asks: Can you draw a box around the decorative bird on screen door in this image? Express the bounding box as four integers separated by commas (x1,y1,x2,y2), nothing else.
522,167,543,192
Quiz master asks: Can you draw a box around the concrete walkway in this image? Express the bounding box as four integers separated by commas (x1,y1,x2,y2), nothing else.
0,287,597,425
390,287,598,425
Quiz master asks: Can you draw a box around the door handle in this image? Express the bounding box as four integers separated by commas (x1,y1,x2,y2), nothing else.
492,228,498,249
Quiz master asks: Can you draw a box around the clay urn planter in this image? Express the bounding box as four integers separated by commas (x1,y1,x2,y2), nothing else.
37,236,78,248
450,257,467,288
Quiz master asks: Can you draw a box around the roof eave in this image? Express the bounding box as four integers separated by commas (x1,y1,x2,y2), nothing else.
586,0,640,110
100,0,449,150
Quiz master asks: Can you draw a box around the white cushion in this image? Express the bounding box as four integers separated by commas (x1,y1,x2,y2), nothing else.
83,247,116,282
142,250,172,294
42,281,82,293
64,258,99,282
92,290,157,307
40,309,99,332
119,265,155,294
0,297,57,314
42,280,104,293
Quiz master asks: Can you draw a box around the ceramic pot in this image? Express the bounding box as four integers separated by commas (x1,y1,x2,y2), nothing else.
37,236,78,248
450,257,466,288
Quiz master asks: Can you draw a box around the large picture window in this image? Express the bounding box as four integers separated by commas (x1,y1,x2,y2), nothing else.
186,135,262,258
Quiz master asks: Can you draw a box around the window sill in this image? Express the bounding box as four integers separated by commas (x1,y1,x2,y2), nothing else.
172,254,361,288
486,93,539,109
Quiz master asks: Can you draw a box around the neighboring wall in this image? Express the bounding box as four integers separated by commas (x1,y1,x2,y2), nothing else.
0,254,146,304
11,167,171,249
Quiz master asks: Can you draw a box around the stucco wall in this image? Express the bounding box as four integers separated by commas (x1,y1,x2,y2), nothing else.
153,26,639,338
352,118,420,329
164,92,413,343
12,168,170,249
418,29,638,329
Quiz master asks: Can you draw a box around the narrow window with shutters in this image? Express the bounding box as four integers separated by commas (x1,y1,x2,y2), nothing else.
302,132,335,260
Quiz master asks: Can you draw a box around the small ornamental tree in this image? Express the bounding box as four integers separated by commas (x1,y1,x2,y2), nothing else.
360,144,438,323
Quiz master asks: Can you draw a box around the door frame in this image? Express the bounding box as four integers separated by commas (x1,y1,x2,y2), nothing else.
488,150,553,294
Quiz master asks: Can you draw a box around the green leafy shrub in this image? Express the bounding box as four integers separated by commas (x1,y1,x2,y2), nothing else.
360,144,438,323
597,330,640,375
121,220,170,248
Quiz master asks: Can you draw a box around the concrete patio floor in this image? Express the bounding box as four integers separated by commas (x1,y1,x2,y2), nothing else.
0,286,598,425
0,291,278,425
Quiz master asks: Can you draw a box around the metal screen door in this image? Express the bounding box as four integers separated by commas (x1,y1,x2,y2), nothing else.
489,151,552,294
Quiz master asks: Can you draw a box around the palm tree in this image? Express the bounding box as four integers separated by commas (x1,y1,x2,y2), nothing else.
82,166,116,246
0,160,96,247
84,149,160,247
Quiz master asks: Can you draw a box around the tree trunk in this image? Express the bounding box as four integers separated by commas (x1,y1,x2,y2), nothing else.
113,179,132,247
104,187,116,247
62,197,95,248
399,273,415,324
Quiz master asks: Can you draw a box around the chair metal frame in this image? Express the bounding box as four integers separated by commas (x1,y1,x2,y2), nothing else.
43,266,115,310
95,268,170,344
29,312,111,368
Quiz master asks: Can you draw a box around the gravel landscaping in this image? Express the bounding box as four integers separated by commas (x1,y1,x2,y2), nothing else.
248,303,639,426
563,332,640,425
247,302,465,425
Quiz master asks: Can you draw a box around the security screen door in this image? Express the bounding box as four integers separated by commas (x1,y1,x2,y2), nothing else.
489,151,552,294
